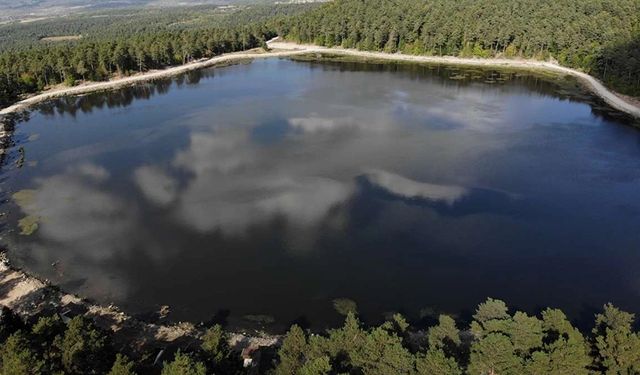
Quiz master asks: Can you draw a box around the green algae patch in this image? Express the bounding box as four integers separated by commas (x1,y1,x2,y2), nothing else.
12,189,37,208
18,215,39,235
333,298,358,316
243,315,275,325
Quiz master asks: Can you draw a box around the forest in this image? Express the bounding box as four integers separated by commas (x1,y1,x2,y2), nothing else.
0,3,314,107
1,0,639,108
282,0,640,96
1,299,640,374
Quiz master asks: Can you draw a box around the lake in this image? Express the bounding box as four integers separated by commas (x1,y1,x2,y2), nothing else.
2,57,640,331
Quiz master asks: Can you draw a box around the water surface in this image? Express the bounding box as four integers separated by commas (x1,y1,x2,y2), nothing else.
2,58,640,330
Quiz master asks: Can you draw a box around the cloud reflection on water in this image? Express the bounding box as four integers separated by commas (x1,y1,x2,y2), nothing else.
8,58,636,325
13,163,136,300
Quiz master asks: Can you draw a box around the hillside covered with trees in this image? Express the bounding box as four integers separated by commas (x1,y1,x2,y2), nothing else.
0,0,639,109
0,4,314,107
282,0,640,96
1,299,640,374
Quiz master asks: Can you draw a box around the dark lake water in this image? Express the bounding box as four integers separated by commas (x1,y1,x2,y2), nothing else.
2,58,640,331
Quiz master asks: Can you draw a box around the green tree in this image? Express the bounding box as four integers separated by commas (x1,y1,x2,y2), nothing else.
298,356,332,375
350,327,414,374
468,333,523,375
59,316,111,375
275,325,309,375
31,314,65,374
523,309,590,375
108,354,137,375
201,324,230,363
416,348,462,375
0,332,43,375
427,315,461,356
161,351,206,375
474,298,510,324
201,324,241,373
593,304,640,374
510,312,543,355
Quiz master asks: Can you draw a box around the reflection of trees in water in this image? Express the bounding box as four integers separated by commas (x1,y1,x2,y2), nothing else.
33,68,217,118
25,60,637,125
301,58,638,124
36,83,165,118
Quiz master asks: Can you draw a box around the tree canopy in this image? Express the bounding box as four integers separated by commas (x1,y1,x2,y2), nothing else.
1,299,640,374
283,0,640,96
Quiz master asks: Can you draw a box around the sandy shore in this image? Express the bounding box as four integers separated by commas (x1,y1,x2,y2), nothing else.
1,39,639,120
0,47,311,117
0,252,279,357
270,41,640,119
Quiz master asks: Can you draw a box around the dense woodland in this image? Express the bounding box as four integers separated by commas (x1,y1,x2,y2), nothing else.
0,4,314,107
1,0,639,108
1,299,640,374
282,0,640,96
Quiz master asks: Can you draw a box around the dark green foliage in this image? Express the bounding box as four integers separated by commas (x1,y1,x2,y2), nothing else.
0,307,24,342
0,331,43,375
30,314,66,373
274,325,309,375
473,298,510,324
283,0,640,96
0,3,316,107
161,351,207,375
59,316,112,374
1,300,640,374
200,324,242,373
0,25,274,107
2,0,639,109
522,309,590,375
108,354,137,375
275,313,416,374
428,315,461,351
298,355,332,375
416,348,463,375
349,326,414,374
592,304,640,374
468,333,523,375
201,324,229,362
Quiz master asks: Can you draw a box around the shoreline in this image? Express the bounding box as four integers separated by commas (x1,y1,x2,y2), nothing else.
0,251,280,357
1,37,639,360
1,39,639,120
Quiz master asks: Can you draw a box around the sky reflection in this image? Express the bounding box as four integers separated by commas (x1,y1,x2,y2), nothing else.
2,58,640,330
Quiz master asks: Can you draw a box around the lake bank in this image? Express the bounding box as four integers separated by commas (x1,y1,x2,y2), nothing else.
0,252,280,359
1,42,640,342
1,39,639,123
269,40,640,120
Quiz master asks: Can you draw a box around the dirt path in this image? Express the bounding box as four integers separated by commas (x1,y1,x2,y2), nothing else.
0,48,313,116
1,39,639,119
268,40,640,119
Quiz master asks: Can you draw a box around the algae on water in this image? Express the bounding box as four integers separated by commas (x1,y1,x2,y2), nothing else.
243,315,275,324
18,215,39,235
13,189,40,235
333,298,358,316
12,189,37,208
